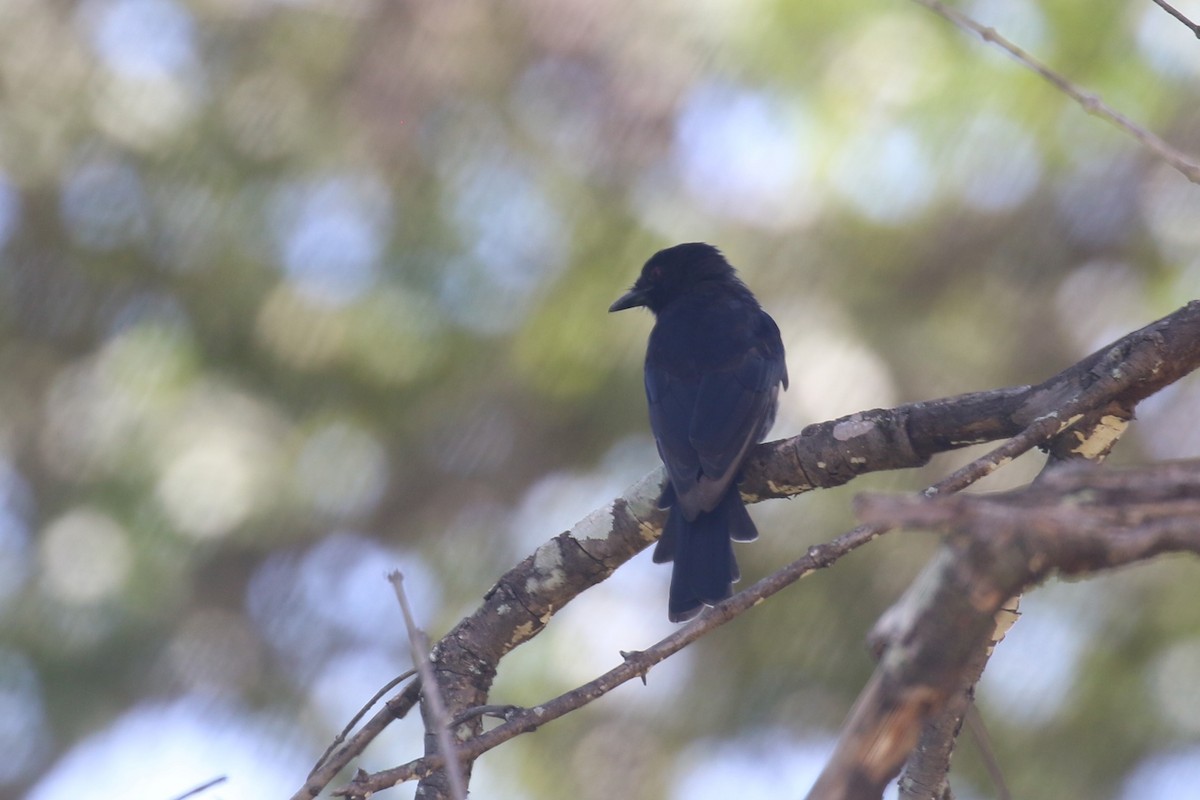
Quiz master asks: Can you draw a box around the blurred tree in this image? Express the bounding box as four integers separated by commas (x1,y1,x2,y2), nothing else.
0,0,1197,799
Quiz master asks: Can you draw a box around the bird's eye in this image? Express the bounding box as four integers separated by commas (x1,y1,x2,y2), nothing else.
650,266,664,281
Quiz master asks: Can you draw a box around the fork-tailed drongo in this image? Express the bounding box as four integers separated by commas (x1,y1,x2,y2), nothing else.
610,243,788,622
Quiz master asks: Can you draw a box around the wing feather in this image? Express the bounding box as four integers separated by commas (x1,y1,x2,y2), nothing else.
646,302,787,521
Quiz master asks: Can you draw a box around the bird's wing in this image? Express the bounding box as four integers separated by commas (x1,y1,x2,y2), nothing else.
685,347,784,509
647,310,786,520
646,367,703,508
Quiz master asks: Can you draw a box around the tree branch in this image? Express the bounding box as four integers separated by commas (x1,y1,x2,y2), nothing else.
339,394,1063,796
305,671,416,782
807,459,1200,799
341,409,1076,798
911,0,1200,184
1150,0,1200,38
337,522,882,796
292,675,420,800
389,572,467,800
897,402,1133,796
291,300,1200,800
168,777,228,800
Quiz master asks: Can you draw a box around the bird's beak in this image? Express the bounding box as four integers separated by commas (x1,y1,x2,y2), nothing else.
608,287,647,313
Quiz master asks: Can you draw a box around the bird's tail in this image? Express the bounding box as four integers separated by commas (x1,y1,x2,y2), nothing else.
654,490,757,623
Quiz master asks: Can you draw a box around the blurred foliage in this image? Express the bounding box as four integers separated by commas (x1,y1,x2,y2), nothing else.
1,0,1199,798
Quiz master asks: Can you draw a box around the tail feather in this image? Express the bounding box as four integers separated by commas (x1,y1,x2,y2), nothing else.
728,493,758,542
652,502,683,564
659,490,755,622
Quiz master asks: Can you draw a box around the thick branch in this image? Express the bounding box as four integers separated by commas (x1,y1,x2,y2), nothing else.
743,300,1200,500
897,402,1133,796
807,459,1200,799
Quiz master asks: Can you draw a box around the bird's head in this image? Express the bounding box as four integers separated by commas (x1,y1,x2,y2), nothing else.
608,243,737,314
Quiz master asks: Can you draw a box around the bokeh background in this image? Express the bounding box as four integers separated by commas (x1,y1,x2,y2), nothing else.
2,0,1199,798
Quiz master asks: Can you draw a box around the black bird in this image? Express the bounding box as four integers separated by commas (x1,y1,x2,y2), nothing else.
610,243,788,622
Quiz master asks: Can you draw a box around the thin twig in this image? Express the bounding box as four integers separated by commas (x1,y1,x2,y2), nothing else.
168,776,228,800
912,0,1200,184
308,670,418,778
965,705,1011,800
450,704,522,728
389,571,468,800
292,684,422,800
1151,0,1200,37
924,412,1066,497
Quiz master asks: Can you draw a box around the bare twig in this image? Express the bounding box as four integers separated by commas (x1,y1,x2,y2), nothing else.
1151,0,1200,37
308,670,417,778
168,776,227,800
912,0,1200,184
924,411,1072,497
450,704,522,728
292,685,423,800
389,571,467,800
964,705,1011,800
